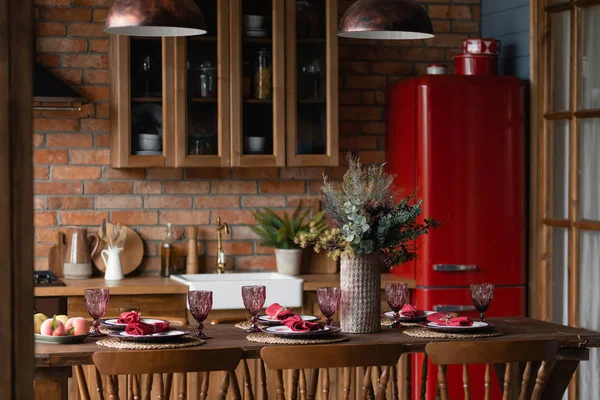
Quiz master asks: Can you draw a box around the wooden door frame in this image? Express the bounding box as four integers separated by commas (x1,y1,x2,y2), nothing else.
0,0,34,398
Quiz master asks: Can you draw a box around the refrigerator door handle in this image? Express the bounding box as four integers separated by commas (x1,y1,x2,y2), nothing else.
433,264,478,272
433,305,477,313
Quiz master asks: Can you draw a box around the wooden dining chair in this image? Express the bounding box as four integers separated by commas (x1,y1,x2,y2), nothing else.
260,343,405,400
92,347,243,400
425,339,559,400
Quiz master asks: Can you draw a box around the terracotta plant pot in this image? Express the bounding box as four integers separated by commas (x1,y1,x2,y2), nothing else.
340,253,381,333
275,249,303,276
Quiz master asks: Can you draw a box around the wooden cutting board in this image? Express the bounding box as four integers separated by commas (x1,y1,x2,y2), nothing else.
92,224,144,276
48,231,66,278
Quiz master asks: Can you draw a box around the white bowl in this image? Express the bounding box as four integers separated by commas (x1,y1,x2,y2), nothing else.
243,15,264,30
137,134,162,151
244,136,266,154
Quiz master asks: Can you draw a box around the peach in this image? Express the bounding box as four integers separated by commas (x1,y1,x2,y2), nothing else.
65,317,89,336
40,316,66,336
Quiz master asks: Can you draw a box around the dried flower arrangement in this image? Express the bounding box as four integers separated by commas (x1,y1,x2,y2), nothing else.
296,154,439,268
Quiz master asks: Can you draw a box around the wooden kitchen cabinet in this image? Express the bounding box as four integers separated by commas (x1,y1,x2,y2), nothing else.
109,0,338,168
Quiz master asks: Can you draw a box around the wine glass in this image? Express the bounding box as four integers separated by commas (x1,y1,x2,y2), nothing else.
188,290,213,339
385,283,408,329
470,283,494,322
84,289,109,337
317,287,341,326
242,285,266,333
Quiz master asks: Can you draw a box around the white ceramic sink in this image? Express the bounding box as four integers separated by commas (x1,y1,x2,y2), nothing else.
170,273,304,310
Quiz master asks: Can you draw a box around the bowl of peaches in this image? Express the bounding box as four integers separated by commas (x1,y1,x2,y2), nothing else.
34,313,90,344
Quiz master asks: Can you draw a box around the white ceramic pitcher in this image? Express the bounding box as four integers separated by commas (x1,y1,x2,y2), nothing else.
102,247,124,281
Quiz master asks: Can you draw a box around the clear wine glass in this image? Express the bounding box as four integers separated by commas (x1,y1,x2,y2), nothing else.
242,285,266,333
317,287,341,326
385,283,408,329
188,290,213,339
84,289,110,336
470,283,494,322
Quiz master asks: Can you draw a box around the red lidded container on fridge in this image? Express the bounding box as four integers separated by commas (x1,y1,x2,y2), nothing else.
455,38,501,76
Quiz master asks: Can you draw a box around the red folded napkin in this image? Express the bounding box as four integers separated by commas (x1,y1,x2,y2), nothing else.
283,315,324,332
125,321,170,336
265,303,295,320
426,312,473,327
400,304,425,318
117,311,141,324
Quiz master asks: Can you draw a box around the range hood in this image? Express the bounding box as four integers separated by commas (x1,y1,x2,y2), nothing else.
34,61,87,110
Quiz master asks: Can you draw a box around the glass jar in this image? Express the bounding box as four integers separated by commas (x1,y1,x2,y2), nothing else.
254,49,272,100
297,1,320,38
198,60,217,98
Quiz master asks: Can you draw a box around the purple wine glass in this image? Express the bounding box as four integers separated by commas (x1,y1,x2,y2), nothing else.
242,285,266,333
385,283,408,329
84,288,110,337
188,290,213,339
470,283,494,322
317,287,341,326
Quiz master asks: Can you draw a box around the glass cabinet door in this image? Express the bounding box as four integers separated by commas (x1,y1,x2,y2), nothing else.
285,0,338,166
230,0,285,166
110,35,174,167
174,0,230,167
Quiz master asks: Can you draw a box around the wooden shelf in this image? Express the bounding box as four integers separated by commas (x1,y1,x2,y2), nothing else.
243,98,272,104
132,97,162,102
298,98,325,104
188,35,218,42
297,38,326,44
243,37,272,44
190,97,218,103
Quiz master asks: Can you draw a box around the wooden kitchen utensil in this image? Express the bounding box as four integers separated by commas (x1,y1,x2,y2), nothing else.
92,223,144,276
48,231,66,277
186,226,199,274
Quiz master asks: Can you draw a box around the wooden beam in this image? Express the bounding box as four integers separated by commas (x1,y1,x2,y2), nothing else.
0,0,34,399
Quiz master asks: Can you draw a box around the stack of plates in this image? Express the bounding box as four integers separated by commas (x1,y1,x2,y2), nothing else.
245,29,268,37
263,325,341,339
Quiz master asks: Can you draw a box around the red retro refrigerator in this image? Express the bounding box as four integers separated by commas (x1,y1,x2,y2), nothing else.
386,73,526,399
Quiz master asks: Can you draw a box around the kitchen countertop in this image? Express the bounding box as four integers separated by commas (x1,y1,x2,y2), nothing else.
299,273,416,291
34,276,188,297
34,274,416,297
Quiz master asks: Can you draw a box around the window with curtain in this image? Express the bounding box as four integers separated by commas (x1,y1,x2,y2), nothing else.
536,1,600,399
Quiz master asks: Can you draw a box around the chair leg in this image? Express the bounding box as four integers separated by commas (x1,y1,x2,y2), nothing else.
230,370,242,400
275,369,286,400
375,366,390,400
419,354,428,400
242,359,255,400
199,372,210,400
343,367,352,400
308,368,319,400
217,371,231,400
74,365,91,400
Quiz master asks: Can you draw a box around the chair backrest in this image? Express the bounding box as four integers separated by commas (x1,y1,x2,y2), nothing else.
92,348,243,400
261,343,405,400
425,339,559,400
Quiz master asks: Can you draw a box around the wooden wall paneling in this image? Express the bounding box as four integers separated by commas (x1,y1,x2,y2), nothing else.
0,0,34,399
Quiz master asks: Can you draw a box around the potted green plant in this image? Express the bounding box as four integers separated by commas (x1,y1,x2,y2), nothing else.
296,154,438,333
250,204,326,275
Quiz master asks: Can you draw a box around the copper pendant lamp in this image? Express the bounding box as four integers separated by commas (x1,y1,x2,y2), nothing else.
105,0,206,37
338,0,434,40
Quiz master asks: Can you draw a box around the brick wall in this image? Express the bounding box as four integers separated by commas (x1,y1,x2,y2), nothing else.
33,0,481,274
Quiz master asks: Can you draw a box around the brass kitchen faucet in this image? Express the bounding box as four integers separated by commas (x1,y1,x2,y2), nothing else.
216,217,230,274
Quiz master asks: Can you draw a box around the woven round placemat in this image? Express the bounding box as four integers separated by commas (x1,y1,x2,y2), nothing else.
402,326,503,339
246,332,349,345
96,336,205,350
235,320,264,330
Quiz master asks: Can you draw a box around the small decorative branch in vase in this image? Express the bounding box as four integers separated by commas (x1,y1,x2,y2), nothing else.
296,154,439,333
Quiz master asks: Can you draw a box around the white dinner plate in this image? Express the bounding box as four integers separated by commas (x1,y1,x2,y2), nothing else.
264,325,340,339
426,321,492,333
383,310,435,322
258,315,319,326
108,330,189,342
101,318,169,331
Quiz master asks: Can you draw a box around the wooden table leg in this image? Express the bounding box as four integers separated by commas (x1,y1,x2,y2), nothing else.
35,367,71,400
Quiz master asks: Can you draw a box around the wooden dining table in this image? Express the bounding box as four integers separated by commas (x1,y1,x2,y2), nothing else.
34,317,600,400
